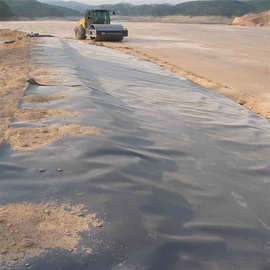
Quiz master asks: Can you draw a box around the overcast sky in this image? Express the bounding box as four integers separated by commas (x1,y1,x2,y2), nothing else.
65,0,189,5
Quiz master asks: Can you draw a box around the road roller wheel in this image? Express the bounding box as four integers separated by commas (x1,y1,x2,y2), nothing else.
76,25,86,40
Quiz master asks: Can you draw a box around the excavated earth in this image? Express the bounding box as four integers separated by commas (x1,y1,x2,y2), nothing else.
233,10,270,27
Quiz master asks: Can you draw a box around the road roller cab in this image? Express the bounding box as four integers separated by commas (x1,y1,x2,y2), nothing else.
84,10,111,25
75,9,128,42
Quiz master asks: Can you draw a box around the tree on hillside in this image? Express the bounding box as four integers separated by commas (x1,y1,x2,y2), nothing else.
0,1,13,19
2,0,80,18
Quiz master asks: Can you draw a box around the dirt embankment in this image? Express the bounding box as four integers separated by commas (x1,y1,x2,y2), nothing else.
233,10,270,27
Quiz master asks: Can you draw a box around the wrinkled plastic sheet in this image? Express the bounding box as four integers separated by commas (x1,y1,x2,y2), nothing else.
1,37,270,270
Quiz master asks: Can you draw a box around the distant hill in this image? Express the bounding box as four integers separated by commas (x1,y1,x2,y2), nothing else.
248,0,270,12
38,0,96,13
2,0,80,18
7,0,270,18
172,0,255,17
0,1,13,19
37,0,270,17
107,1,270,17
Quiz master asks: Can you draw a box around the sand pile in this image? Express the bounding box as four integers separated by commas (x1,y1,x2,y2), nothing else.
233,10,270,27
4,124,102,151
14,108,78,121
23,94,65,103
0,202,103,267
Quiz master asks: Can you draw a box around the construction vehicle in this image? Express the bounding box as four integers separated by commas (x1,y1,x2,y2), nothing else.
75,9,128,42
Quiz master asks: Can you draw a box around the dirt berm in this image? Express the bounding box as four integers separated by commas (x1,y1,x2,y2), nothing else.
233,10,270,27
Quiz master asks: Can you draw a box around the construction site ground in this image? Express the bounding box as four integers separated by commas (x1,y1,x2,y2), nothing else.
0,20,269,119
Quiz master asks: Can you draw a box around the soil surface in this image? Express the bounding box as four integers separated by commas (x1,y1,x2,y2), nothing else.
99,23,270,119
0,31,104,269
0,29,102,152
23,94,65,103
4,124,102,151
0,202,103,267
14,108,78,121
0,21,269,119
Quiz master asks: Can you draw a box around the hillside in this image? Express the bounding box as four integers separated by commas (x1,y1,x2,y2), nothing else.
38,0,96,13
233,10,270,26
1,0,269,20
165,1,254,17
103,1,270,17
248,0,270,12
38,0,270,17
0,1,13,19
2,0,80,18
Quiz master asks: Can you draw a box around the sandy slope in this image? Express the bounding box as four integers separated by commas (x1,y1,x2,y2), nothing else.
0,20,269,119
233,10,270,27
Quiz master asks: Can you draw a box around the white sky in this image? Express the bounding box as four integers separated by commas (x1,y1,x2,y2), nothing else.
65,0,188,5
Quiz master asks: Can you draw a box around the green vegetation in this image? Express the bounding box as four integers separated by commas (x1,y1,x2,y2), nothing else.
2,0,80,18
100,1,269,17
0,1,13,19
249,0,270,12
1,0,269,19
